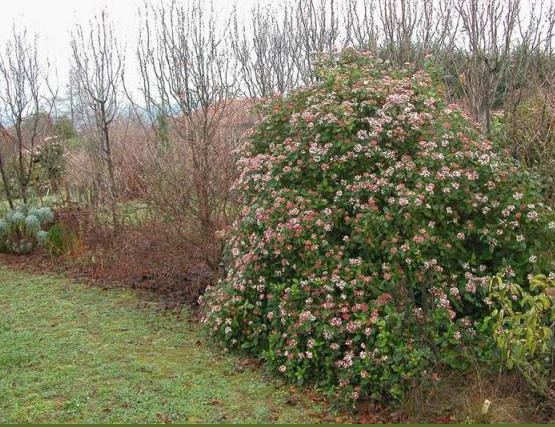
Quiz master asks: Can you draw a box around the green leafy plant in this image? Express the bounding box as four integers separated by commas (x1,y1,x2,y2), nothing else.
202,50,555,405
487,274,555,406
47,223,80,256
0,205,54,254
35,138,67,194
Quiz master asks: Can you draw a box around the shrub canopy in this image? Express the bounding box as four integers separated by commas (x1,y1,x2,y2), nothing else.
202,51,555,403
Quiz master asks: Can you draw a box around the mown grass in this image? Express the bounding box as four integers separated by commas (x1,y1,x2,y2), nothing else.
0,268,327,423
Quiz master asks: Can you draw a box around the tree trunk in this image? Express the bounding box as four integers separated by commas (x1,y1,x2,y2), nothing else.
0,150,14,209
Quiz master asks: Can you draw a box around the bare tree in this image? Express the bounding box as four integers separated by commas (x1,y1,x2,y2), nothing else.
453,0,521,132
0,26,56,207
292,0,342,85
133,0,242,267
343,0,380,51
231,3,299,97
372,0,460,65
379,0,420,63
231,0,461,97
70,10,124,232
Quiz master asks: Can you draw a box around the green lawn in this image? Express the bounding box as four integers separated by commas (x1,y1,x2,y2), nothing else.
0,268,327,423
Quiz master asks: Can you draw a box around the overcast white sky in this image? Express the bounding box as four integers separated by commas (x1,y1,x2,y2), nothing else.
0,0,259,94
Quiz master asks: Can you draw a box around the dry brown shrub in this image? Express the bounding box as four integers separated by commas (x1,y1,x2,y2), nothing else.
403,366,551,423
53,98,256,301
126,98,257,268
78,221,216,307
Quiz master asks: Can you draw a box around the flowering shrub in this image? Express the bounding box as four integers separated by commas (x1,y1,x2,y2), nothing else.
202,51,555,404
0,205,53,254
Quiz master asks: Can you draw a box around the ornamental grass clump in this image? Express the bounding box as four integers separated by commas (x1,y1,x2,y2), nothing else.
202,50,555,404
